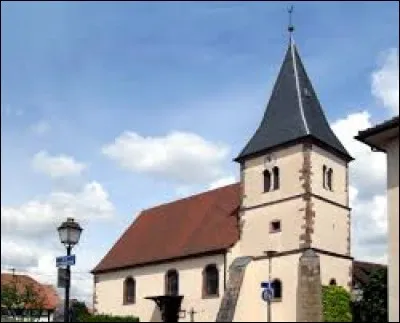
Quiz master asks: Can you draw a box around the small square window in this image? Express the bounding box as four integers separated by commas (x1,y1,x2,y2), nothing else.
270,220,281,233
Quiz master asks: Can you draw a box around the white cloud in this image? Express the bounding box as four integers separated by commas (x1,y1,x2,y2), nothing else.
371,48,399,115
350,186,388,263
102,131,230,185
334,48,399,264
208,175,237,190
1,240,39,268
1,181,115,305
31,120,51,135
331,111,387,264
1,181,115,240
1,242,95,306
32,150,87,178
332,111,387,199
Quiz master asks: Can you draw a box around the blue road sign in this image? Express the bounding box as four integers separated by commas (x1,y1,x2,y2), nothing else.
261,288,274,302
261,281,271,289
56,255,75,267
261,281,274,302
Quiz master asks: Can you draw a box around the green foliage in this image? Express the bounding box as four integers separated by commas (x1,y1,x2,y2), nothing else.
78,313,140,322
1,283,20,310
322,285,352,322
71,300,89,319
357,268,387,322
1,280,46,322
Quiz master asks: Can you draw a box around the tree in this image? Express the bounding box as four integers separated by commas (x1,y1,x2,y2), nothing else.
70,300,89,322
357,268,387,322
1,279,46,322
322,285,352,322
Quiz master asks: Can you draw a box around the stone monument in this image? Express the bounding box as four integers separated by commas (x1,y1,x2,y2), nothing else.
296,249,323,322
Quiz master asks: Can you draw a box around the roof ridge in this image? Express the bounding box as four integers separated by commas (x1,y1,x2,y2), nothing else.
142,182,240,214
290,38,309,134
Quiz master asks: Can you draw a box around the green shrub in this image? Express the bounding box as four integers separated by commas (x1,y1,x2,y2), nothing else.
322,285,352,322
78,313,140,322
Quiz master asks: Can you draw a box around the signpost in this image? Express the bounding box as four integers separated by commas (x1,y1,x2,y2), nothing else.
261,281,274,302
56,255,76,268
56,255,76,288
262,288,274,302
57,268,68,288
261,281,274,322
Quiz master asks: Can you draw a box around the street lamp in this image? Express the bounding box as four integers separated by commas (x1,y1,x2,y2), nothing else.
264,250,277,323
57,218,83,323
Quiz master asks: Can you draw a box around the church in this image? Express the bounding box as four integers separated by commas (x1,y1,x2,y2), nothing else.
92,25,374,322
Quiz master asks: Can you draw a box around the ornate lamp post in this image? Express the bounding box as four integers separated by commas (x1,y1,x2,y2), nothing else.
57,218,83,323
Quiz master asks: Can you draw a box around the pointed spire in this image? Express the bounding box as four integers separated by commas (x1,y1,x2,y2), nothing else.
234,17,353,163
288,9,310,136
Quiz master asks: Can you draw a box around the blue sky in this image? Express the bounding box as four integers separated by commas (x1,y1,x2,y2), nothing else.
1,1,399,302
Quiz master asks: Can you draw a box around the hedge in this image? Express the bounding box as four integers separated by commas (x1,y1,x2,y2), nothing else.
78,314,140,322
322,285,352,322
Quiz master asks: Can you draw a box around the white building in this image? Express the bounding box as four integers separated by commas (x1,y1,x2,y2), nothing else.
356,116,399,322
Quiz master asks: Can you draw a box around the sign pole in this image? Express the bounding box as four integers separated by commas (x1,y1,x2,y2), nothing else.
267,255,272,322
64,245,71,323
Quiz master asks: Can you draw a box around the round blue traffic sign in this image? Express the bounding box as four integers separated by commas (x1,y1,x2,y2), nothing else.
261,288,274,302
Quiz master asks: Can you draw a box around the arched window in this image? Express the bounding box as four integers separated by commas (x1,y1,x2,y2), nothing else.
263,170,271,192
165,269,179,296
272,279,282,300
327,168,333,191
203,264,219,297
272,167,280,190
123,277,136,304
329,278,337,286
322,165,327,189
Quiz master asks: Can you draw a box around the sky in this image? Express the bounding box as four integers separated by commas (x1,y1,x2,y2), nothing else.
1,1,399,306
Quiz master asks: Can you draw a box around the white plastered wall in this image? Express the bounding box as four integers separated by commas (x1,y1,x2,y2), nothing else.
233,252,352,322
385,137,399,322
95,253,226,322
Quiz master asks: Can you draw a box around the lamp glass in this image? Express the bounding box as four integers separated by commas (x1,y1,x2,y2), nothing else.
69,227,82,245
57,218,82,246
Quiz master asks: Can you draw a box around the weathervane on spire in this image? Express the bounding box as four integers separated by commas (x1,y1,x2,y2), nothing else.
288,5,295,33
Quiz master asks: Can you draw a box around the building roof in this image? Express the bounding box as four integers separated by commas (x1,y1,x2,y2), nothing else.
355,116,399,151
352,260,387,287
356,116,399,138
92,183,241,274
235,37,352,162
1,273,60,310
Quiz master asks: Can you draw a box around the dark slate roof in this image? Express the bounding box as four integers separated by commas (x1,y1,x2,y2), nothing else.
356,116,399,140
235,38,352,162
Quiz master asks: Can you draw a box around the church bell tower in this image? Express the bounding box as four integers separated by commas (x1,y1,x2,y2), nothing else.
234,23,353,267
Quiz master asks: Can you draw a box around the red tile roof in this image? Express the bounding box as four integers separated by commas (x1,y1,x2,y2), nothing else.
92,183,241,273
1,273,60,310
